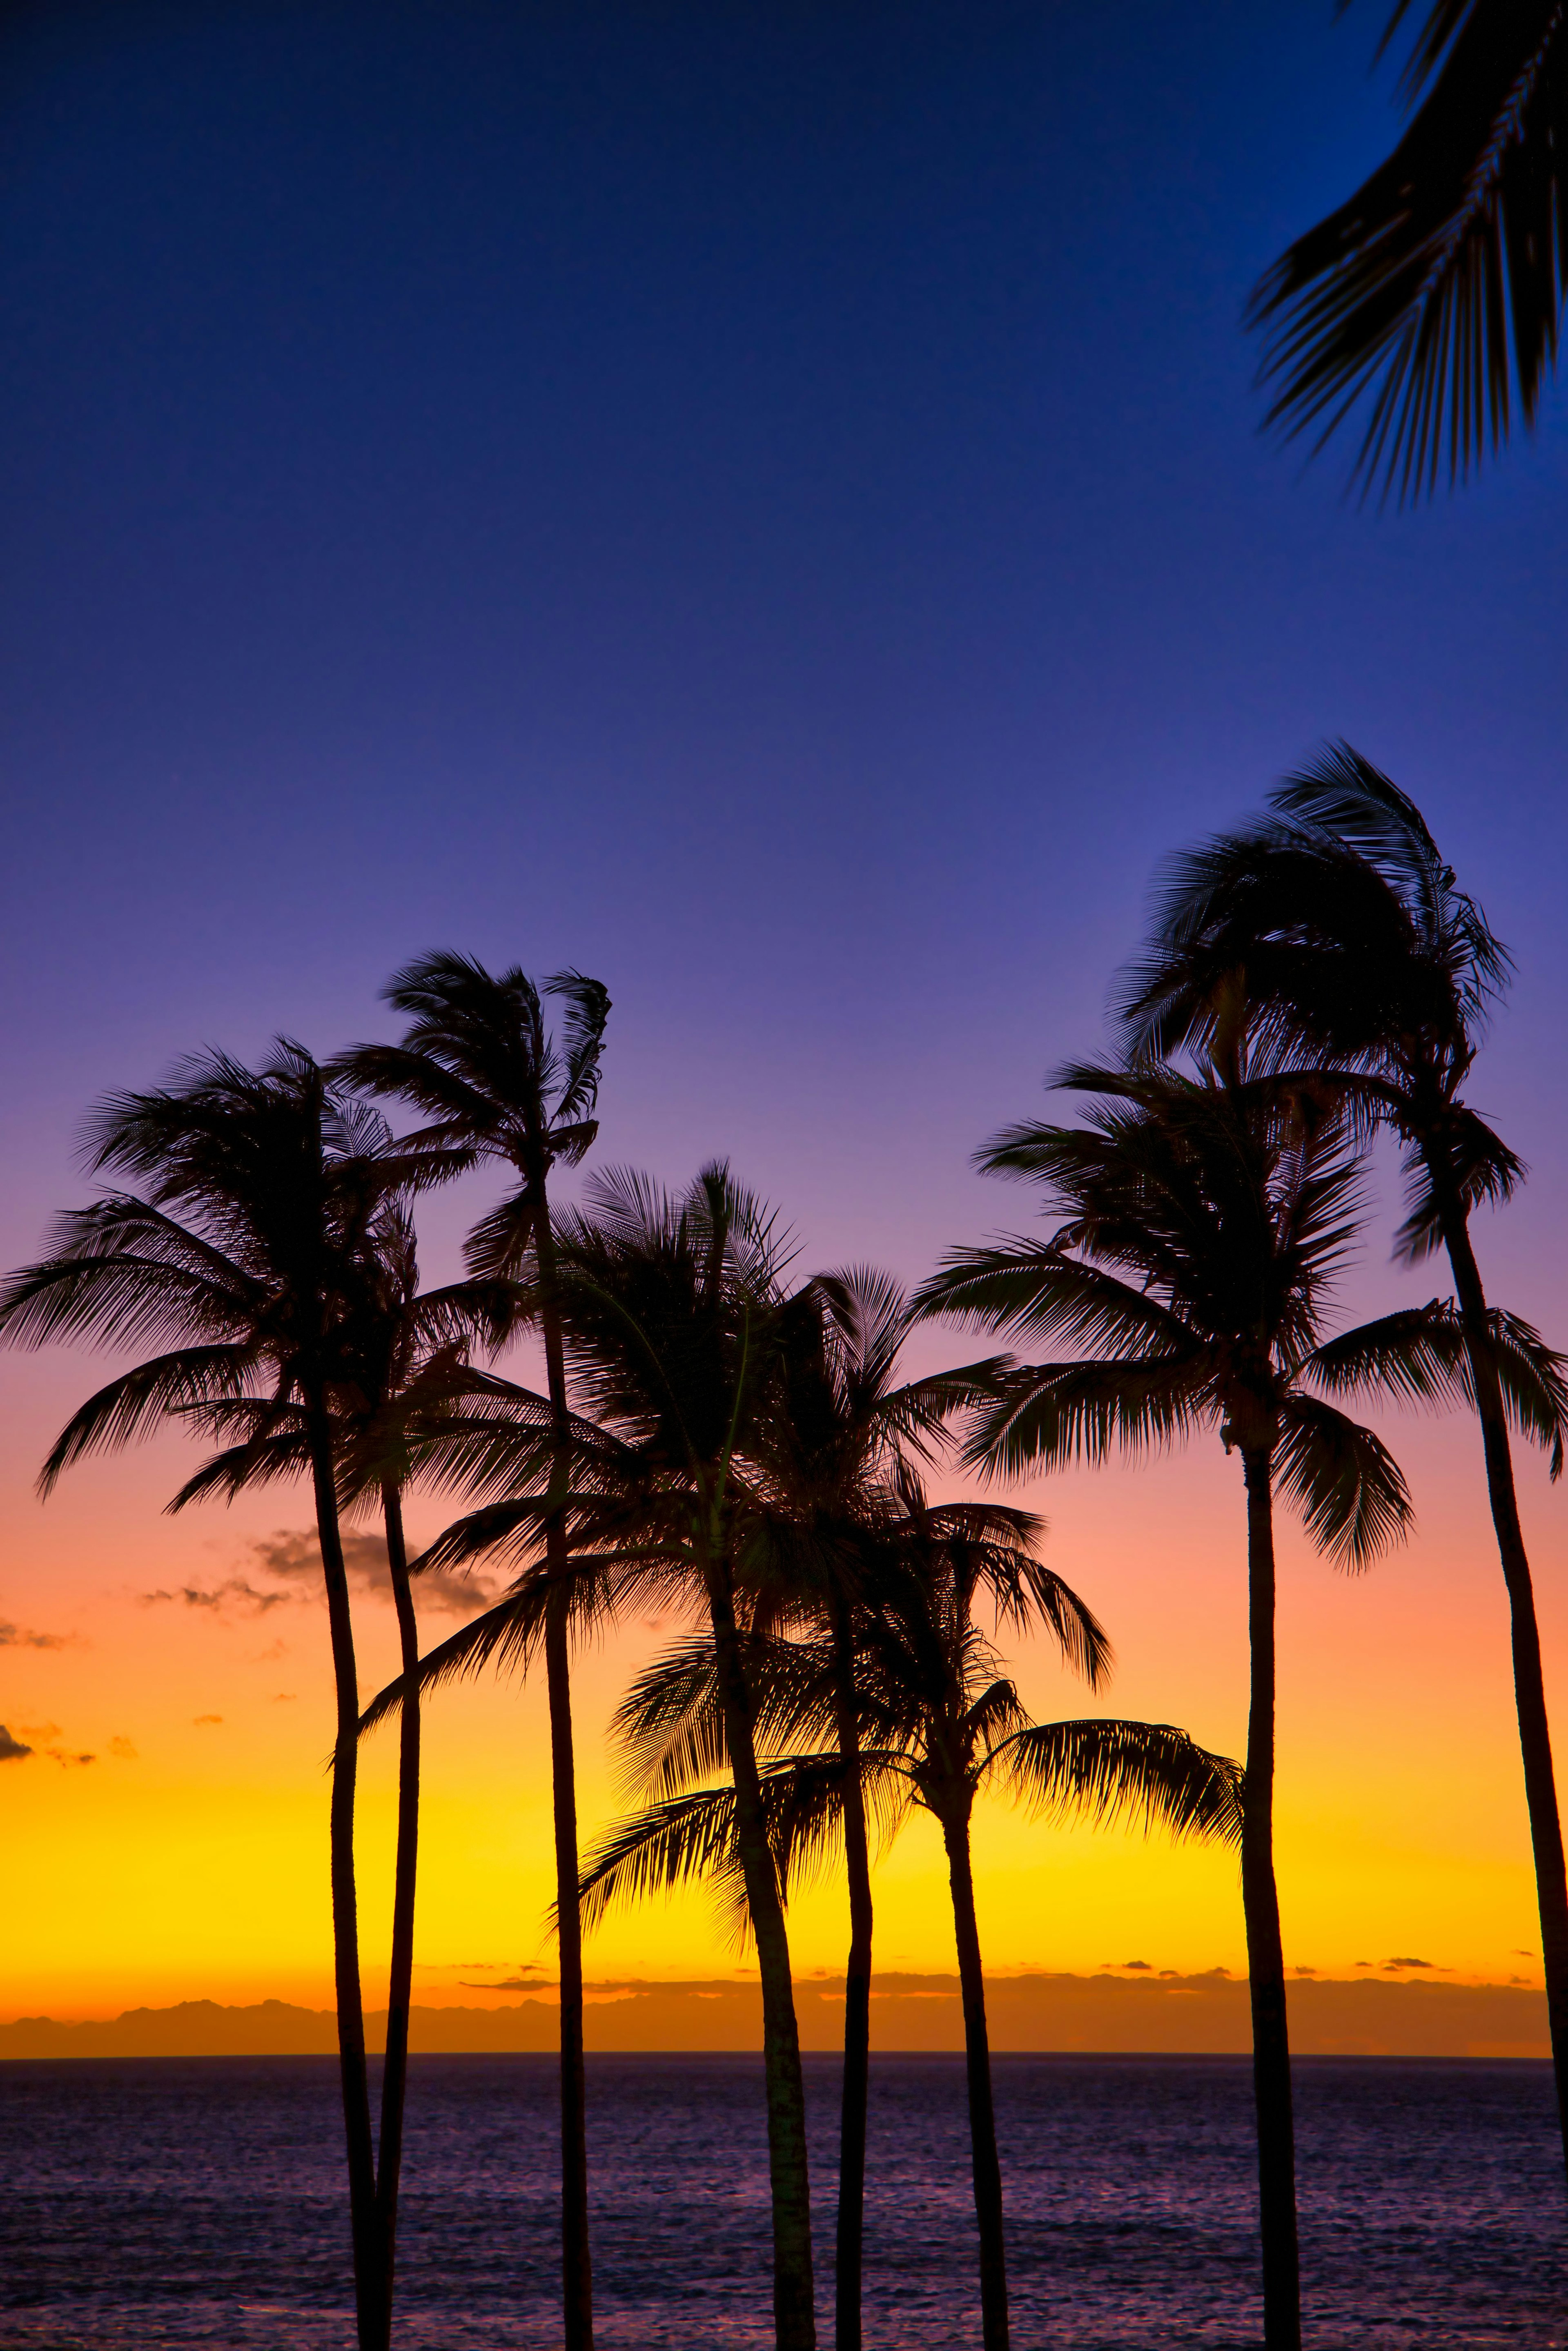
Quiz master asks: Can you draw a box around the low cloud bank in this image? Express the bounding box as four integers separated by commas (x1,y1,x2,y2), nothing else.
0,1974,1548,2059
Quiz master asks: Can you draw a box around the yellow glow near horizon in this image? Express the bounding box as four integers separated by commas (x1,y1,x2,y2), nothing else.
3,1351,1559,2023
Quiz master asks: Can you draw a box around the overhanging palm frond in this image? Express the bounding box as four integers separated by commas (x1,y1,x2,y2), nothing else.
1248,0,1568,503
1274,1394,1414,1567
987,1717,1244,1846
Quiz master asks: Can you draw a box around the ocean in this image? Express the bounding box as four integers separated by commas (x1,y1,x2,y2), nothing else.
0,2053,1561,2348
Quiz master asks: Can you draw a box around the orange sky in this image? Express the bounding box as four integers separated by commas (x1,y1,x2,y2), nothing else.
4,1311,1561,2022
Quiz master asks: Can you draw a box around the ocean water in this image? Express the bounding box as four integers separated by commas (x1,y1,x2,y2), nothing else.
0,2053,1561,2349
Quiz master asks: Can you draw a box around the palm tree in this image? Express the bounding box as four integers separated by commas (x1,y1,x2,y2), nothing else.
164,1184,514,2339
336,952,610,2351
1120,742,1568,2183
913,1054,1455,2351
579,1495,1243,2351
739,1267,1003,2351
1249,0,1568,500
537,1161,821,2351
0,1044,405,2350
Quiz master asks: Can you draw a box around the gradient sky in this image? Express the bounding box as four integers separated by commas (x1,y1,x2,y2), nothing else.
3,0,1567,2021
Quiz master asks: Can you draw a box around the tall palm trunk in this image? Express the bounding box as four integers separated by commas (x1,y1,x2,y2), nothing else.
829,1597,873,2351
1435,1185,1568,2180
309,1413,381,2351
374,1482,421,2349
938,1801,1008,2351
532,1203,594,2351
704,1541,818,2351
1240,1447,1300,2351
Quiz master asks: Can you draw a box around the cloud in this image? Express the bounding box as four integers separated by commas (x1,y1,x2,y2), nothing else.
461,1970,544,1988
42,1747,95,1767
1513,1949,1535,1958
16,1722,60,1743
1385,1956,1434,1970
108,1737,138,1760
251,1528,495,1616
0,1726,33,1762
1121,1960,1152,1972
271,1692,297,1703
193,1714,223,1727
0,1621,80,1650
139,1579,292,1616
252,1640,290,1662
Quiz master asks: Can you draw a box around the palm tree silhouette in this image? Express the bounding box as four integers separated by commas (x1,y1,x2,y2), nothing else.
1248,0,1567,500
580,1488,1242,2351
739,1266,1002,2351
532,1161,823,2351
1121,743,1568,2184
914,1052,1452,2351
336,953,610,2351
0,1043,406,2350
166,1180,513,2338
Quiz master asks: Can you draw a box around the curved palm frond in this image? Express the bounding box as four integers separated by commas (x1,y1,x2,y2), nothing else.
1303,1299,1472,1406
1248,0,1568,503
960,1355,1209,1481
913,1237,1193,1359
35,1344,261,1495
1274,1394,1414,1567
987,1717,1244,1846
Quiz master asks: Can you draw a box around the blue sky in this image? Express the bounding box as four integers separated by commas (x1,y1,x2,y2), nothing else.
2,0,1565,1297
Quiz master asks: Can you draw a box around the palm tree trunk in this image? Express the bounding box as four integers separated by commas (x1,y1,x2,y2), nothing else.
309,1415,381,2351
1240,1447,1300,2351
938,1804,1008,2351
546,1580,592,2351
1436,1189,1568,2184
829,1599,873,2351
374,1482,421,2351
704,1548,818,2351
531,1199,594,2351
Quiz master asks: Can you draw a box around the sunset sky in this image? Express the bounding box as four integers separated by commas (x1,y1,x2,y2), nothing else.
3,0,1566,2024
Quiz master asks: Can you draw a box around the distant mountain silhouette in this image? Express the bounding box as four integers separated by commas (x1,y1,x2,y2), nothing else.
0,1974,1547,2058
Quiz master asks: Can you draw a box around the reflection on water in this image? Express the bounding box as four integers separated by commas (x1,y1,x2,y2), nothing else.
0,2052,1562,2348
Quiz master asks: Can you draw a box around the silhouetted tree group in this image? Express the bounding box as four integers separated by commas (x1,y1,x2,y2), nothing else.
5,754,1565,2351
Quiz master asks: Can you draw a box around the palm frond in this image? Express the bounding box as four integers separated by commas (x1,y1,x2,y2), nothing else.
1274,1395,1414,1567
913,1239,1193,1358
1303,1299,1472,1408
1248,1,1568,503
36,1346,260,1495
961,1356,1209,1480
987,1717,1244,1845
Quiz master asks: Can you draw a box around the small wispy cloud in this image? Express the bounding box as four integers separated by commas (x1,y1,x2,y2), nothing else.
140,1579,293,1617
0,1726,33,1762
252,1529,495,1616
271,1692,297,1703
42,1747,95,1767
0,1620,81,1650
193,1714,223,1727
1385,1956,1434,1970
108,1736,138,1760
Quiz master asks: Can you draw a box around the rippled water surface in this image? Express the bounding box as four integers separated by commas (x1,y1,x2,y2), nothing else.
0,2053,1562,2348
